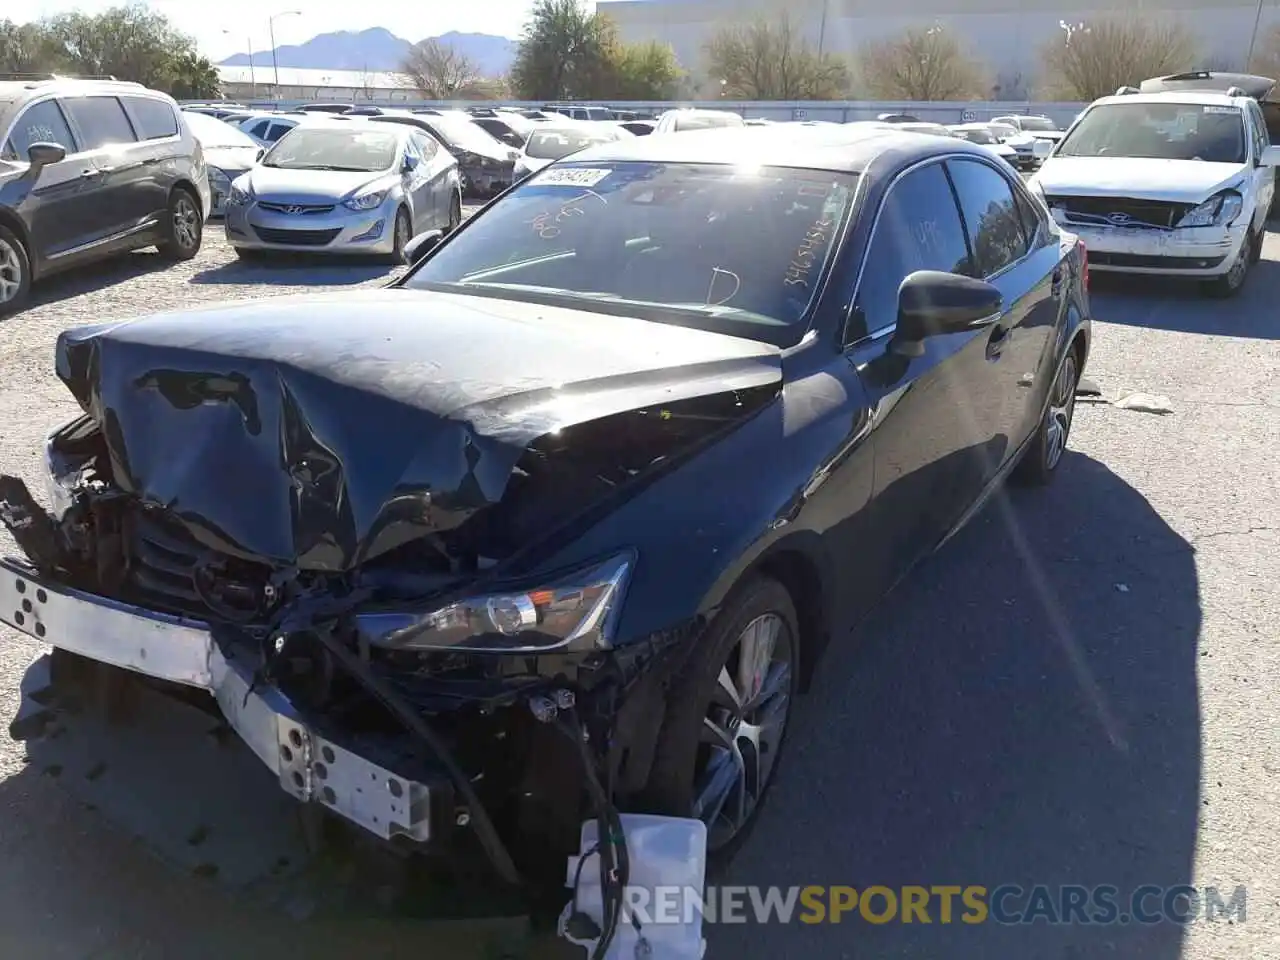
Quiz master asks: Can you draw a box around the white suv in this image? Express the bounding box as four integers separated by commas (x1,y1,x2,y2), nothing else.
1027,90,1278,297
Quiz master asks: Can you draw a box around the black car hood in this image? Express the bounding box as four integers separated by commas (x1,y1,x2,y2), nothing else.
56,289,782,572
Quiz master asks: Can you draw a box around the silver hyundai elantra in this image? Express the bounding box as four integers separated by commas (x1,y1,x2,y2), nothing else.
224,118,463,263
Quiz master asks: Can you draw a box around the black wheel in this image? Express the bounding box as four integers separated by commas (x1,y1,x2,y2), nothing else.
1250,221,1264,264
157,188,202,261
447,192,462,233
384,208,411,265
1012,348,1079,486
641,576,798,864
1203,228,1256,298
0,226,31,318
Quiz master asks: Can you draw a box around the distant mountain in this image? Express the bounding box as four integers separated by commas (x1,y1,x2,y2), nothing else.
219,27,517,77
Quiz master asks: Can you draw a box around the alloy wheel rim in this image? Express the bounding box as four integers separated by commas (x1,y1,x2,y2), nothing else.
0,239,20,303
1226,237,1250,289
174,198,199,249
1045,355,1077,470
693,612,793,852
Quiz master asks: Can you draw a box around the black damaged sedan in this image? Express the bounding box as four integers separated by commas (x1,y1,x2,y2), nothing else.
0,126,1089,891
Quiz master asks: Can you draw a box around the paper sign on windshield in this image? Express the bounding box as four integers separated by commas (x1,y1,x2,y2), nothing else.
534,167,611,188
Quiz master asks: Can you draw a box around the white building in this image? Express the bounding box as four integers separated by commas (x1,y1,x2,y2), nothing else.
600,0,1280,96
215,65,419,103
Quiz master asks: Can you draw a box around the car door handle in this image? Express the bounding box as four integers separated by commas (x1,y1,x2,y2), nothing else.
79,168,102,179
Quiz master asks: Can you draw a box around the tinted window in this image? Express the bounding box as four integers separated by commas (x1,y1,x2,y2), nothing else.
1013,187,1043,246
849,162,970,342
265,122,294,143
248,120,269,137
3,99,77,159
405,162,858,346
126,96,178,140
946,159,1028,277
1248,102,1267,158
63,97,136,150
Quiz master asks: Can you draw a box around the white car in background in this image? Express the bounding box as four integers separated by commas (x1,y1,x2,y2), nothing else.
653,108,746,134
512,123,633,182
988,121,1052,170
992,114,1065,144
948,122,1021,168
1028,90,1279,297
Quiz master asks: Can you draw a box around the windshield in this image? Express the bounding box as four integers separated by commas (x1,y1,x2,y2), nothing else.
422,115,506,154
670,112,744,131
262,127,400,171
1019,117,1058,132
1056,102,1246,163
183,110,257,149
989,123,1017,140
954,128,995,144
403,162,857,346
525,128,617,160
899,123,952,136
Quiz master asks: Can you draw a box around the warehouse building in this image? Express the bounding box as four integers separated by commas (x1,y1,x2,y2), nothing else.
600,0,1280,97
215,66,418,103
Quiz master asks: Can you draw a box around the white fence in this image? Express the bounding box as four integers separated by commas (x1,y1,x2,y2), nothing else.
189,98,1090,127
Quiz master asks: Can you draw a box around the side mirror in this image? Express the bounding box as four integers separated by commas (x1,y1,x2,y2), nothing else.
894,271,1003,348
1259,144,1280,167
402,154,420,174
405,229,444,264
27,142,66,169
255,147,265,162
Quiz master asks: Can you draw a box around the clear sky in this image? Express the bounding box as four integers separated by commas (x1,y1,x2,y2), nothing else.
7,0,575,59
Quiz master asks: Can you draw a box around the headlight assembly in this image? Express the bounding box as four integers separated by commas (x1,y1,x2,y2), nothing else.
227,181,253,206
1179,190,1243,228
343,188,389,211
356,553,632,654
43,431,78,520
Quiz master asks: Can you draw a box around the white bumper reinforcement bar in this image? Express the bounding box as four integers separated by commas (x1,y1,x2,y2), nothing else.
0,556,432,844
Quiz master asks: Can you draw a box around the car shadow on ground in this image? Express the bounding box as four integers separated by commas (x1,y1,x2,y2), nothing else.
24,250,174,310
711,452,1201,959
1089,258,1280,339
189,255,397,287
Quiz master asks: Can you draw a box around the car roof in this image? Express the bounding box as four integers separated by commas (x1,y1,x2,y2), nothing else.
0,77,150,101
565,124,992,174
1140,71,1275,98
1093,90,1251,107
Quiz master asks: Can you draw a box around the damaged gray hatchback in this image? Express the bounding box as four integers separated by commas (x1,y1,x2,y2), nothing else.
0,125,1089,934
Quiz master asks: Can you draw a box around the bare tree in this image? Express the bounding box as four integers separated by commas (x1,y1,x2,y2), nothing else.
1040,18,1197,101
859,25,987,101
1251,25,1280,78
401,39,482,99
703,13,850,100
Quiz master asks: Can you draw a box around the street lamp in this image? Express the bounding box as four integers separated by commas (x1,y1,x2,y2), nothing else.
268,10,301,95
223,29,255,99
1246,0,1267,70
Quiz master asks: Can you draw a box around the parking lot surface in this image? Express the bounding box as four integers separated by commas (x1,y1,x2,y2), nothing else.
0,225,1277,959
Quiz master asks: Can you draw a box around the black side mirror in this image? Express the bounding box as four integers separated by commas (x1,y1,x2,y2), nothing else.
255,147,265,162
894,270,1003,348
402,154,420,174
27,142,66,169
405,229,443,264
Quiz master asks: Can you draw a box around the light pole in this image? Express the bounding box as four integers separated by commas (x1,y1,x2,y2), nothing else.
268,10,301,96
223,29,255,99
817,0,829,57
1246,0,1267,71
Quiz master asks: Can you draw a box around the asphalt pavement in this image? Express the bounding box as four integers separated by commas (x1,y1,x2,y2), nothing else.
0,223,1276,960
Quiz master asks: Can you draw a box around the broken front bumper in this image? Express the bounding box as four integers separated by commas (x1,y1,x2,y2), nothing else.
0,556,435,844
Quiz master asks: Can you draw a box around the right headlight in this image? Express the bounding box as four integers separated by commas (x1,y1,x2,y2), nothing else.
1179,190,1243,228
355,553,632,654
227,178,253,206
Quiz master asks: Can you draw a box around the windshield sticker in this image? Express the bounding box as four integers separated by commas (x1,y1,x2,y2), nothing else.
1203,106,1241,114
527,189,608,239
534,166,611,188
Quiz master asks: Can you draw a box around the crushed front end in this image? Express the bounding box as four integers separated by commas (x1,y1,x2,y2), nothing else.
0,303,780,902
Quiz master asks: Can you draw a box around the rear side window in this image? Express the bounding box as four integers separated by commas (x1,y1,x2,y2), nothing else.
3,99,77,159
945,158,1029,277
63,97,137,150
126,97,179,140
848,162,970,342
247,120,269,138
413,132,438,160
265,122,293,143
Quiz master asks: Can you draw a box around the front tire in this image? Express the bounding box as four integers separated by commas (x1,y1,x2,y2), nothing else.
1203,227,1257,298
447,192,462,234
641,576,798,865
0,226,31,318
384,208,411,265
1012,348,1079,486
157,188,202,261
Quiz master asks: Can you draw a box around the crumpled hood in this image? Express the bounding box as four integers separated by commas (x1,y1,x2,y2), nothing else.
204,145,259,176
56,289,782,571
241,166,392,203
1034,156,1247,203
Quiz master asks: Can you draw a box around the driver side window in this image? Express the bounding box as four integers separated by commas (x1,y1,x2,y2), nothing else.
846,162,971,344
3,99,78,160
